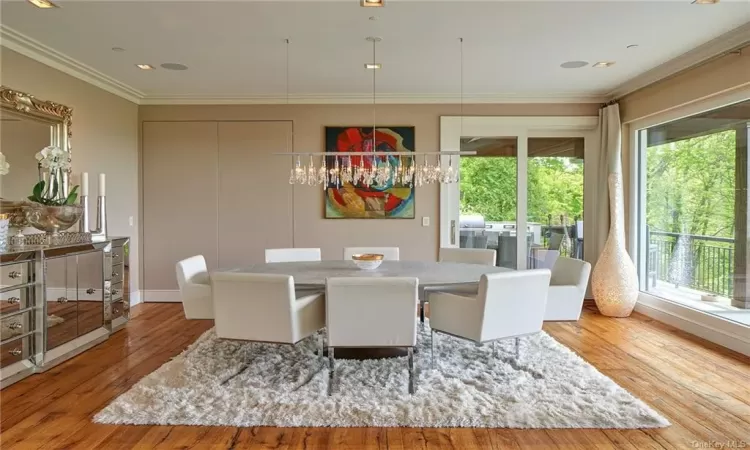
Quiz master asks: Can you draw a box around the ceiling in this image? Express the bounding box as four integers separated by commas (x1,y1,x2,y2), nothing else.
1,0,749,104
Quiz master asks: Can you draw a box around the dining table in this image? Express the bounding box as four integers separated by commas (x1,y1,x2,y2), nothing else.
220,260,510,359
228,260,510,287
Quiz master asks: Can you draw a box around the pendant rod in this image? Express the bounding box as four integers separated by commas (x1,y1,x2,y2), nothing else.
459,37,464,140
371,37,377,155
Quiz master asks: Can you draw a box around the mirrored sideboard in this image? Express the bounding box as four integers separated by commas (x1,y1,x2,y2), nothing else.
0,237,130,388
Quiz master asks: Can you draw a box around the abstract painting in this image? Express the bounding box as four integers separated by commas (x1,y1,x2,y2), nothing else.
325,126,415,219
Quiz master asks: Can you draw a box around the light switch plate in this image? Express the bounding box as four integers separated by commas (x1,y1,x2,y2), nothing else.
129,216,134,227
422,217,430,227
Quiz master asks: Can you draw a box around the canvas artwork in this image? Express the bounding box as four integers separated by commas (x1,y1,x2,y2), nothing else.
325,126,415,219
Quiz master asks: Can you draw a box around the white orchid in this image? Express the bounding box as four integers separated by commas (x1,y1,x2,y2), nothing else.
35,146,71,171
0,152,9,176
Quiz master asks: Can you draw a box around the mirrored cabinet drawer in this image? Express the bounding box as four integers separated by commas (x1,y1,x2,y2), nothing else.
1,263,28,288
111,263,124,284
110,282,123,302
0,289,27,316
110,300,125,321
111,248,124,266
1,335,31,369
1,311,31,340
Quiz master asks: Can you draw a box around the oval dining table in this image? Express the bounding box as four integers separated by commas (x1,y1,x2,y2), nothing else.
222,260,510,359
229,260,510,287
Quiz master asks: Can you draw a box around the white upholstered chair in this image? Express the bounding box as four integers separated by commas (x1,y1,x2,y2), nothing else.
419,248,497,324
176,255,214,319
343,247,400,261
545,257,592,321
429,269,551,367
265,248,322,263
211,272,325,345
325,277,418,394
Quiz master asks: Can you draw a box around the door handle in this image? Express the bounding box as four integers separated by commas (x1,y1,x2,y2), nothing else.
450,220,456,245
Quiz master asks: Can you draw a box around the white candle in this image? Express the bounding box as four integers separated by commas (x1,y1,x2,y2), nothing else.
98,173,106,196
81,172,89,196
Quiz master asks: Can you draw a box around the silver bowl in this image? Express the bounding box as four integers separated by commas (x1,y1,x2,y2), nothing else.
26,204,84,236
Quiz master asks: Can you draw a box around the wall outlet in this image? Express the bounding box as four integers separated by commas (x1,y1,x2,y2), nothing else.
422,217,430,227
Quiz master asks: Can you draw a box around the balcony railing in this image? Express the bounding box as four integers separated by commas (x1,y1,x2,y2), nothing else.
647,229,734,297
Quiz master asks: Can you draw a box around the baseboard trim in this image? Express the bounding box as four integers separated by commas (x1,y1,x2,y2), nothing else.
635,293,750,357
142,290,181,303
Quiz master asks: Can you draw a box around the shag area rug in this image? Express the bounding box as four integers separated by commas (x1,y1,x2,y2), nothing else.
94,324,669,428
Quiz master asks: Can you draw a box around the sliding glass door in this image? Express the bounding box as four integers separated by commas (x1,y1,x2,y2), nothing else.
440,117,598,270
636,99,750,326
458,137,519,268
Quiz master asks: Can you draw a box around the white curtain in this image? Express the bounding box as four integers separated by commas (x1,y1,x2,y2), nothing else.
593,103,622,266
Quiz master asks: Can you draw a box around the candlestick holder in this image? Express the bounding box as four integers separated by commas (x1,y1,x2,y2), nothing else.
79,195,91,233
79,194,107,239
92,195,107,239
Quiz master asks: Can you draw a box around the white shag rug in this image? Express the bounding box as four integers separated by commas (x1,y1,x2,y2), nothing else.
94,324,669,428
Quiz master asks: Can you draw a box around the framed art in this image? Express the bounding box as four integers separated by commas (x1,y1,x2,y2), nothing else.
324,126,415,219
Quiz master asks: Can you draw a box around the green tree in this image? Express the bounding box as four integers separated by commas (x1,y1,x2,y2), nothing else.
459,156,583,225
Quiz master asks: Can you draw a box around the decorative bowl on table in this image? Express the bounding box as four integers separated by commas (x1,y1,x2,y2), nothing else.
351,253,384,270
25,203,84,244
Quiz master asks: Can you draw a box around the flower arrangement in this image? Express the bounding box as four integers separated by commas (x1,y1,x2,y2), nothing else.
0,152,9,176
28,146,79,206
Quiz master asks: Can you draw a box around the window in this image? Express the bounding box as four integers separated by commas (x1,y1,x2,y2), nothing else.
637,99,749,326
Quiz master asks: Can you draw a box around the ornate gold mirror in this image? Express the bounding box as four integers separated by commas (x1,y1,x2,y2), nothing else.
0,86,73,202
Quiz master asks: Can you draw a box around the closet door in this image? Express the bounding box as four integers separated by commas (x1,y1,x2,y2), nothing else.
217,121,293,268
142,122,219,294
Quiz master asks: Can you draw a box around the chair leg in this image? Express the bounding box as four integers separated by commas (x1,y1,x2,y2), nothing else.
515,337,520,360
419,300,426,324
430,329,436,370
318,333,325,359
493,340,497,358
408,347,415,394
327,347,335,396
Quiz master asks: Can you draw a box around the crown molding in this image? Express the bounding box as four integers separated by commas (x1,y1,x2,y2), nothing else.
0,25,144,104
608,22,750,100
139,92,607,105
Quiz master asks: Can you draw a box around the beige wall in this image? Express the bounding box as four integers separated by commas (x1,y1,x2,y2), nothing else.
1,48,140,293
140,103,598,290
620,46,750,123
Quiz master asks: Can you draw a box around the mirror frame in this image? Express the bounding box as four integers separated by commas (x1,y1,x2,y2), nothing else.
0,86,73,196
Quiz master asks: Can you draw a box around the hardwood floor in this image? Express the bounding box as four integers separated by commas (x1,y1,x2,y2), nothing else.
1,303,749,449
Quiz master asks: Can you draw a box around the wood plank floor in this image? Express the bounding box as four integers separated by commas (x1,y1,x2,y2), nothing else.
1,303,749,449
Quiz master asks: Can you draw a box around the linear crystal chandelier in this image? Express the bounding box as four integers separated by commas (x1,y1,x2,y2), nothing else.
282,37,473,188
288,152,464,189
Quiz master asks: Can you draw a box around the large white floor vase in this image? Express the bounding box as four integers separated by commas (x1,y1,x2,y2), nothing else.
93,322,668,428
592,174,639,317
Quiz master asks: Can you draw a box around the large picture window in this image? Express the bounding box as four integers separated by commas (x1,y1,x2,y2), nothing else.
637,99,749,326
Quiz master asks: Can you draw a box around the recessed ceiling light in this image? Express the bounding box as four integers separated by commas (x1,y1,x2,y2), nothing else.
692,0,719,4
160,63,189,71
136,64,155,70
593,61,616,68
26,0,58,8
364,63,382,69
361,0,385,7
111,47,125,52
560,61,588,69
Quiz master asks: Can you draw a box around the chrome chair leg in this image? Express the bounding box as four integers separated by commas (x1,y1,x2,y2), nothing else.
327,347,335,396
408,347,415,394
430,329,436,370
419,300,426,325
